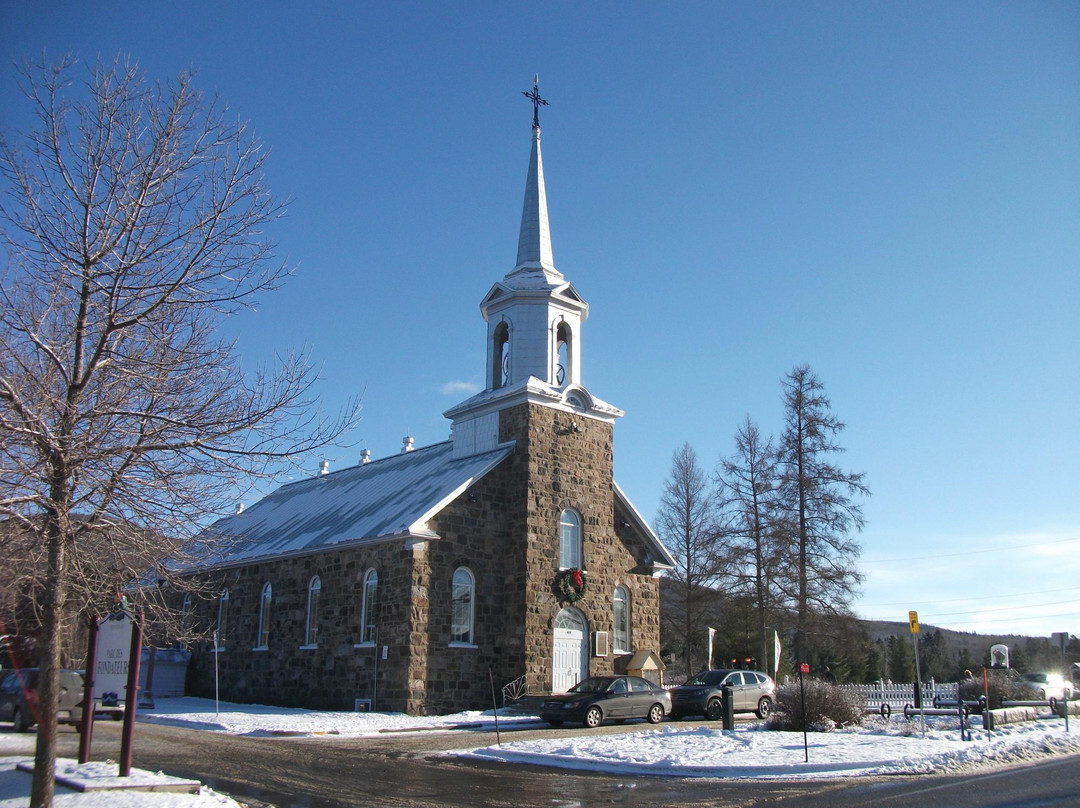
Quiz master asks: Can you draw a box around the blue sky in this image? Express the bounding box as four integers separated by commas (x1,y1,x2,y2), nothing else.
3,1,1077,641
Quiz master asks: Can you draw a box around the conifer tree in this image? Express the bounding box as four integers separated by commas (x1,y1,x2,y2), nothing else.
776,365,869,664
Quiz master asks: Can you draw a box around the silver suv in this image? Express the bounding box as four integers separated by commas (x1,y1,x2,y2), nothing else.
669,669,776,720
0,668,85,731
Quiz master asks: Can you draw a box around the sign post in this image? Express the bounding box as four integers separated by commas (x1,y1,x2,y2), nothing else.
78,615,99,764
95,610,142,777
94,612,134,706
118,611,143,777
1050,631,1070,731
798,662,809,762
909,610,925,738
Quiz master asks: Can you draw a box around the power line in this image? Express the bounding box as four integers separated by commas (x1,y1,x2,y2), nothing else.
862,535,1080,565
919,598,1079,619
861,608,1080,627
859,586,1080,609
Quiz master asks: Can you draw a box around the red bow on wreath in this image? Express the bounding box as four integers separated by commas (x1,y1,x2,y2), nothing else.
558,568,588,602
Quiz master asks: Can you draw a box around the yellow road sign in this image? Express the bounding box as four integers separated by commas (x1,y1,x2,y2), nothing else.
908,610,920,634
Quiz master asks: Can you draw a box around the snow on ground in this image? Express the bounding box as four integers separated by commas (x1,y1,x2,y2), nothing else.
1,698,1078,807
0,755,241,808
138,696,542,736
461,716,1080,779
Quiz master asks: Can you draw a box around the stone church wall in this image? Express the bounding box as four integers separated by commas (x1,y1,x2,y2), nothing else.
502,401,662,696
184,540,417,713
184,400,663,714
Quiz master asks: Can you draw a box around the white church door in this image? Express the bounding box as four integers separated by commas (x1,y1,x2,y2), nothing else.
552,607,588,693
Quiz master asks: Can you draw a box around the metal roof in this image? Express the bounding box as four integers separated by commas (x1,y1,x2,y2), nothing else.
196,441,514,567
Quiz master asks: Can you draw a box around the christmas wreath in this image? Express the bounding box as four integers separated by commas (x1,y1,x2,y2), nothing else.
557,568,588,602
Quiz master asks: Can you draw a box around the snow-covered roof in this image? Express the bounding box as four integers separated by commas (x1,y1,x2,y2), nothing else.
195,441,514,568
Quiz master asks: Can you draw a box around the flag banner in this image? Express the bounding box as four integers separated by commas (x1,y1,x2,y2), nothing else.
708,627,716,670
773,630,781,676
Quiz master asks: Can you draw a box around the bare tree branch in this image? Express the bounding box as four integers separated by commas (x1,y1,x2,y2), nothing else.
0,55,360,808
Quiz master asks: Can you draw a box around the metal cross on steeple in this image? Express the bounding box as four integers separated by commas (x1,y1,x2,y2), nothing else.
522,74,548,130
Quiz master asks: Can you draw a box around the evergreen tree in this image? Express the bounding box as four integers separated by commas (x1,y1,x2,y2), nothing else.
887,635,916,682
776,365,869,663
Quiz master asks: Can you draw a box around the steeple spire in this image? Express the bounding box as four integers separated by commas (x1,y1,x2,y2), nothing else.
513,76,558,277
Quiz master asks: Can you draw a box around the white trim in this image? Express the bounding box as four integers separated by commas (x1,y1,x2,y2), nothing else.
298,644,318,651
252,646,268,652
448,642,478,649
353,642,376,649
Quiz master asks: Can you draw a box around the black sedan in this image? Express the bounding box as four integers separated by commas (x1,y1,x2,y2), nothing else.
540,675,671,728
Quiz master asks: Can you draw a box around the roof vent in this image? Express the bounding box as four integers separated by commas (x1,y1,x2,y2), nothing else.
235,503,245,515
319,460,330,476
401,435,414,453
360,448,371,465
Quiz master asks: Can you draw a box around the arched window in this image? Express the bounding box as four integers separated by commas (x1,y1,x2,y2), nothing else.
179,592,192,645
613,585,630,653
305,575,322,646
256,582,272,649
451,567,475,645
492,321,510,388
215,590,229,650
555,321,572,387
360,569,378,644
559,508,582,570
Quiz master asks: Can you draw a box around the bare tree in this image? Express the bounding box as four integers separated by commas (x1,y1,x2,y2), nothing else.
776,365,868,664
718,415,783,674
0,56,358,808
656,442,725,676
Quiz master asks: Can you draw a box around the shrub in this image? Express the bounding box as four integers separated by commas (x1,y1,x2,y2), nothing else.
958,669,1029,710
767,679,864,731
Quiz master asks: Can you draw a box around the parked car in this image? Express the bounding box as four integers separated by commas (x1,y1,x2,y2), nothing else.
540,675,672,728
1020,672,1073,701
669,669,776,720
0,668,85,732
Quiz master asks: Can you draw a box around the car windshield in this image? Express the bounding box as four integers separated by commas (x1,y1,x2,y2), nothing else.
569,677,613,694
686,670,731,687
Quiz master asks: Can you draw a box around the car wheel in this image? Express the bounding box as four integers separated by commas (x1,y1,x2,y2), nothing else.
756,696,773,719
647,704,665,724
583,706,603,729
705,698,723,721
1038,689,1047,700
12,707,30,733
546,720,563,727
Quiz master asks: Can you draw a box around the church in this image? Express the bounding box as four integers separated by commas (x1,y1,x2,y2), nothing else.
183,84,676,715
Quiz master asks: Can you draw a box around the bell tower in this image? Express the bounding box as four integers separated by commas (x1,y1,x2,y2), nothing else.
445,78,622,459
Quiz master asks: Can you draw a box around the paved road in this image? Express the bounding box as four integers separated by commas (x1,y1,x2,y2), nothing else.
15,720,1080,808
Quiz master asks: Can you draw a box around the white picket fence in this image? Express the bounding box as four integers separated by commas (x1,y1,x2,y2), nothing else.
840,679,959,709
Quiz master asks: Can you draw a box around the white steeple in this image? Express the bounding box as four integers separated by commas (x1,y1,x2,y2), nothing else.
444,78,622,459
512,123,558,277
477,77,588,392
